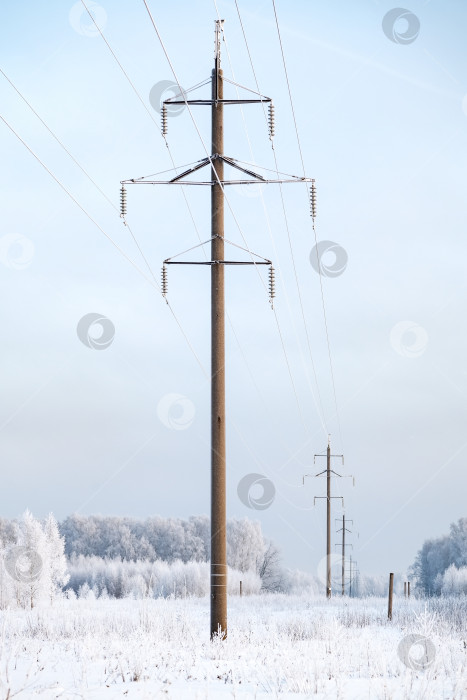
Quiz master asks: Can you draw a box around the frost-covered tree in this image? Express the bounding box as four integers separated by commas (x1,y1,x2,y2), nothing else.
441,564,467,595
450,518,467,569
256,541,284,592
13,510,50,609
44,513,69,604
226,519,264,573
410,516,467,595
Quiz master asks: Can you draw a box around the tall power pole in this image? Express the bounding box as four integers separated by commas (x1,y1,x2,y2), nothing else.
210,21,227,638
121,20,314,638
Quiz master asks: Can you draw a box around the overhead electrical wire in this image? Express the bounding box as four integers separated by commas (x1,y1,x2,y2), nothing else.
211,2,327,457
74,0,311,459
3,1,316,468
75,0,313,462
0,114,207,378
0,36,317,517
140,0,315,436
270,0,345,452
230,0,329,441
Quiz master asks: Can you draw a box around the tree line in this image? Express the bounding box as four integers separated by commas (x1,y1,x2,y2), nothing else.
410,517,467,595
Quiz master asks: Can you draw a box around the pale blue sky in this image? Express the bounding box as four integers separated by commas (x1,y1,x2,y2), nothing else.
1,0,467,580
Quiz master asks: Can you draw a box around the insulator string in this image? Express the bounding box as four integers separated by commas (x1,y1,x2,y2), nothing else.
310,179,316,220
120,185,127,219
161,103,168,136
268,102,275,140
269,264,275,308
161,264,168,299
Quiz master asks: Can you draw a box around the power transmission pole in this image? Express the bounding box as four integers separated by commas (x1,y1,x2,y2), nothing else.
121,20,314,639
210,20,227,640
304,436,352,599
335,514,352,596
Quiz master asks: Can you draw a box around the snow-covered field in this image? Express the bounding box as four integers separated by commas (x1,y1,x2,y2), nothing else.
1,594,466,699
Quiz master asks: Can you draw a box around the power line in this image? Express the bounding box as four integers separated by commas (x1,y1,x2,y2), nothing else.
1,67,116,212
233,0,328,439
1,59,310,486
78,0,311,455
211,6,316,435
80,0,315,445
0,114,207,377
213,1,327,440
271,0,345,452
0,67,168,310
140,0,315,436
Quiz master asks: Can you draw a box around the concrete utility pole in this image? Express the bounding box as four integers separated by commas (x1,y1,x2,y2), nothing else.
340,514,344,595
121,19,314,639
336,514,353,596
210,20,227,640
304,436,345,598
326,442,331,598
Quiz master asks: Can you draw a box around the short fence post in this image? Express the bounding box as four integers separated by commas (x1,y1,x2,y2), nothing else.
239,580,242,597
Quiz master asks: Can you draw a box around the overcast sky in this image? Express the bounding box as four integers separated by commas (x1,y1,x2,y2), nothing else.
1,0,467,581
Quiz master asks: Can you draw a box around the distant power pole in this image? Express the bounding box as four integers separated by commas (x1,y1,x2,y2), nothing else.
335,514,352,596
304,436,351,598
122,19,314,638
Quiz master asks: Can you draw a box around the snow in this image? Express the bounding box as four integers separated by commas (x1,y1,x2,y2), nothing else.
0,594,466,699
